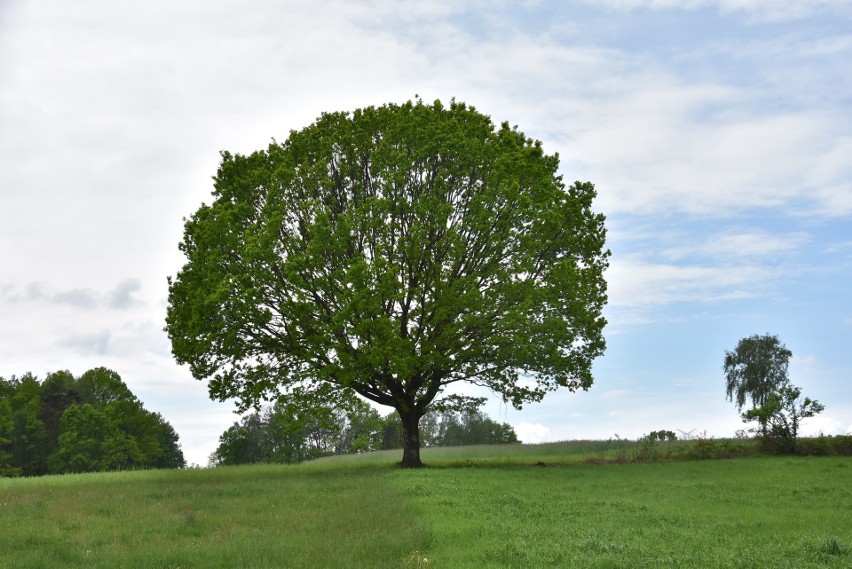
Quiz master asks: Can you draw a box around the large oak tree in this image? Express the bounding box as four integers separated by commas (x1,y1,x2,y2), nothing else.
166,99,609,467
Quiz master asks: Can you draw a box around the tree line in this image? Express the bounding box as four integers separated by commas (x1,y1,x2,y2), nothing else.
210,396,518,466
0,367,185,477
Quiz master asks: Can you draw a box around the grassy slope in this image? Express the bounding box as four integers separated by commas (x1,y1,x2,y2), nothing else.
391,457,852,568
0,464,428,569
1,443,850,568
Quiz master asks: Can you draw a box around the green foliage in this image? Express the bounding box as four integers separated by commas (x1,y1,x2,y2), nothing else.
211,395,384,466
795,434,852,457
166,98,609,466
722,335,828,455
379,412,405,450
684,437,755,460
8,374,49,476
645,429,677,441
152,418,188,469
723,334,792,433
0,399,20,477
77,367,138,406
632,431,679,460
741,384,825,454
50,403,109,473
212,397,519,466
48,402,155,473
0,368,185,476
382,406,519,449
38,370,81,456
50,398,182,473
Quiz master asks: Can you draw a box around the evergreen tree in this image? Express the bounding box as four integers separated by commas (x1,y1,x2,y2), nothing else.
10,374,49,475
0,399,20,477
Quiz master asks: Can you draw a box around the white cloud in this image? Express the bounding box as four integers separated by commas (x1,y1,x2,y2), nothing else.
55,330,112,356
790,354,817,370
662,231,809,262
809,184,852,218
825,241,852,255
572,103,846,216
800,415,851,437
106,279,144,310
515,422,554,444
606,257,773,308
51,289,100,310
0,281,147,311
582,0,852,20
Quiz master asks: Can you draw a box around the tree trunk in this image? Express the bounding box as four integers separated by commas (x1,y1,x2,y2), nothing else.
399,410,423,468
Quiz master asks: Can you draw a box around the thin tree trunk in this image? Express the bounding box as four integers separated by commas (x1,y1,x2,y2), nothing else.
399,410,423,468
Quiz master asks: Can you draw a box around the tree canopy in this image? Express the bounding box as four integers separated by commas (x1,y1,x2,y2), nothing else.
0,368,185,476
167,99,609,467
723,334,792,433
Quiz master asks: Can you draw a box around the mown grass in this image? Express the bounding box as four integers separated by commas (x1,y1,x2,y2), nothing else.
1,442,849,568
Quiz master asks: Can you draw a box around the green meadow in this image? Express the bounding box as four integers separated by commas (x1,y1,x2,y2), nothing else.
1,442,850,568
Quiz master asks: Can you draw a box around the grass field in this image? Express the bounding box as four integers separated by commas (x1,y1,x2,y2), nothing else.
1,442,850,568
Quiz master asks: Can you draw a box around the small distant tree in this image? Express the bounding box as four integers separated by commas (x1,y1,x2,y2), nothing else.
210,392,383,466
210,414,267,466
334,399,383,454
378,401,519,449
741,385,824,453
646,430,677,442
437,409,519,446
723,334,792,435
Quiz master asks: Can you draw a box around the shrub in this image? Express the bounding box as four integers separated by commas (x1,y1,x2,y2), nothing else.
795,435,852,457
830,435,852,456
686,438,754,460
741,385,824,454
795,436,834,456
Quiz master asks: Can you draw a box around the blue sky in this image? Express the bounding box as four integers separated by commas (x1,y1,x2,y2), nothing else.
1,0,850,465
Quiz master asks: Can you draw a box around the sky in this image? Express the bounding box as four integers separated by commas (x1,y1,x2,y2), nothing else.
1,0,850,466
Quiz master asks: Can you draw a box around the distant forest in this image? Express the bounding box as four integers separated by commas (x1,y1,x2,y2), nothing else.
211,397,519,466
0,368,185,477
